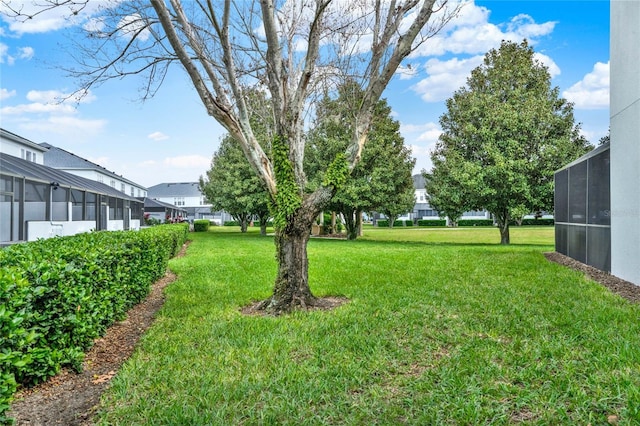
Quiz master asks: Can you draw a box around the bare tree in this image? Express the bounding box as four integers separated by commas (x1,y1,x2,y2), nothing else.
2,0,462,314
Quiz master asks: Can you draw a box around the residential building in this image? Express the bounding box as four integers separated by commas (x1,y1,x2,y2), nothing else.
41,143,147,198
147,182,232,224
410,174,491,223
1,129,144,245
554,0,640,287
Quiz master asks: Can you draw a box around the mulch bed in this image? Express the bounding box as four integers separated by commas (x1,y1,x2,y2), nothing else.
7,247,639,425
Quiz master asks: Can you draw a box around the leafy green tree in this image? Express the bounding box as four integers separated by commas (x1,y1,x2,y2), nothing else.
428,40,592,244
306,82,416,239
199,135,271,234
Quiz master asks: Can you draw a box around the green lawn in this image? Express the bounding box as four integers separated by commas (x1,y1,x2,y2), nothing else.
96,226,640,425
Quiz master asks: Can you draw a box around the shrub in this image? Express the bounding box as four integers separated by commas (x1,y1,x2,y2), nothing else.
393,220,404,227
458,219,494,226
417,219,446,227
404,220,413,227
0,223,189,421
377,220,389,227
519,218,554,226
224,221,239,227
194,219,210,232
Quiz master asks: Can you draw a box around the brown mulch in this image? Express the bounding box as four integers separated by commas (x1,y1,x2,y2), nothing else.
7,247,639,425
544,251,640,304
6,242,190,426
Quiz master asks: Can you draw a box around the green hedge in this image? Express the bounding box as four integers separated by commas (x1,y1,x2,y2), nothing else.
458,219,494,226
519,218,554,226
224,221,239,227
377,220,389,227
417,219,446,227
193,219,210,232
0,224,188,422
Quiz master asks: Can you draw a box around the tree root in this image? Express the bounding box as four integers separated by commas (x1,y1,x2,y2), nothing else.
242,295,349,316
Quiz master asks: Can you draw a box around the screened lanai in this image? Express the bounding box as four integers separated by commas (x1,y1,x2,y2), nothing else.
554,143,610,272
1,153,143,246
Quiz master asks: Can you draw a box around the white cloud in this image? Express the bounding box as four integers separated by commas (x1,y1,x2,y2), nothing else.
411,55,483,102
18,46,34,60
533,52,560,78
0,42,14,65
118,14,150,42
0,1,110,34
0,88,16,100
563,61,609,110
14,116,107,144
148,131,169,141
163,155,211,169
411,2,556,58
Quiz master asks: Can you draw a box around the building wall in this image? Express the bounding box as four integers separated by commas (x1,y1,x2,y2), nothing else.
0,137,46,164
610,0,640,285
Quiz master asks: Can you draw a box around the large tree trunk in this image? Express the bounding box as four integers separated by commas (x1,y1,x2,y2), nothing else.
258,189,333,314
495,210,510,244
356,210,363,237
343,208,358,240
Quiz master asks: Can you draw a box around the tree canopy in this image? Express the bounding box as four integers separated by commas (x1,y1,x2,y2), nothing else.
306,82,416,238
199,135,271,234
426,40,592,244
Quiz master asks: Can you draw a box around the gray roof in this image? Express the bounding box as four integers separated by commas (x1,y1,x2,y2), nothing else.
147,182,203,198
41,143,145,189
141,197,187,213
1,128,48,153
0,152,142,203
412,174,425,190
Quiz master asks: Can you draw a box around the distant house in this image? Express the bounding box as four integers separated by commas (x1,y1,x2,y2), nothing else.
1,129,143,245
147,182,232,224
142,197,188,223
41,143,147,198
410,174,490,224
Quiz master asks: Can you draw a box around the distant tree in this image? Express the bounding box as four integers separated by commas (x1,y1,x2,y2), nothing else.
599,128,610,145
306,82,415,239
199,135,271,234
422,154,469,226
429,40,592,244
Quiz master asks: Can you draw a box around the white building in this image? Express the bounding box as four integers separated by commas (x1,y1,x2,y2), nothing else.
1,128,144,245
610,0,640,285
42,143,147,199
147,182,232,224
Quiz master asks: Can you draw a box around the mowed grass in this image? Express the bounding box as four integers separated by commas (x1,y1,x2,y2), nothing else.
96,226,640,425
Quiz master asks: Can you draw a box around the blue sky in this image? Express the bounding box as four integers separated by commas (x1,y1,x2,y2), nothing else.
0,1,610,188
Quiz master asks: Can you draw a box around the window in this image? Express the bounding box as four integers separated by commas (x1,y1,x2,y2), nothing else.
86,192,96,220
174,197,185,206
51,187,69,221
121,182,125,192
71,189,85,221
200,196,206,205
109,197,116,220
130,186,134,197
97,175,104,183
24,181,48,222
110,180,116,188
115,198,124,220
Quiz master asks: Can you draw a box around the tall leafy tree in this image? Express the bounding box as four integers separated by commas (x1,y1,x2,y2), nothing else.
4,0,462,314
306,82,416,238
199,135,271,234
428,40,592,244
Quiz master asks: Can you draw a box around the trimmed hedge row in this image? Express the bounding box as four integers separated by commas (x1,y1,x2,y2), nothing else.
417,219,447,227
0,224,188,423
